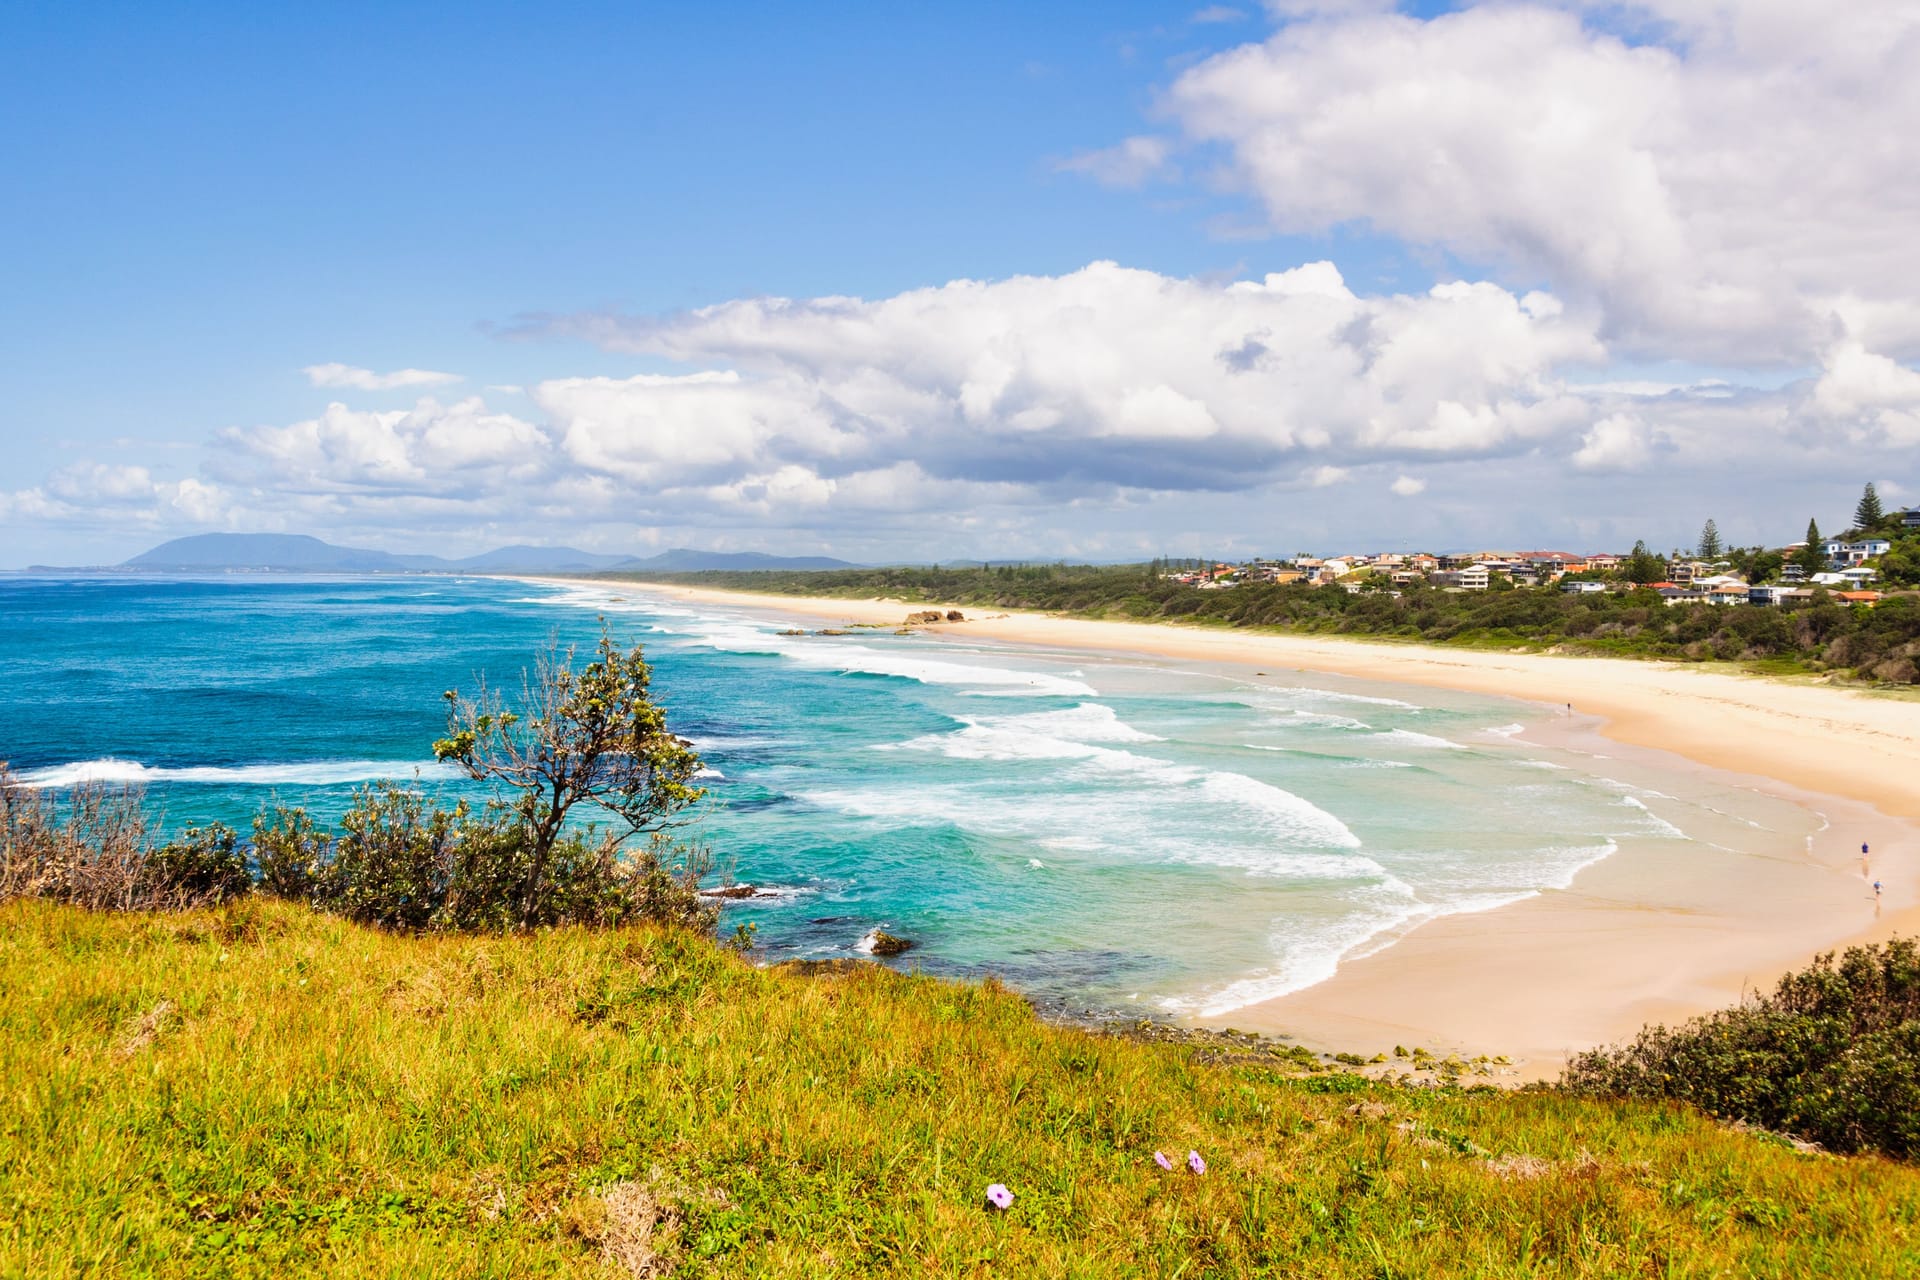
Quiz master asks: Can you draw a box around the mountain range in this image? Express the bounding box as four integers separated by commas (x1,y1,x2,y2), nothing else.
93,533,858,574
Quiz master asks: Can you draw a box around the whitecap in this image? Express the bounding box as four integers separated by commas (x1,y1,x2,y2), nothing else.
1367,729,1464,750
16,758,459,789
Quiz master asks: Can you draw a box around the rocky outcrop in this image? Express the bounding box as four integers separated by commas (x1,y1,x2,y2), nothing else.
905,611,944,625
868,931,914,956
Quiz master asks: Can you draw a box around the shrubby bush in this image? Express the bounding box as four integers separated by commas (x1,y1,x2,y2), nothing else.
1560,939,1920,1156
0,628,717,935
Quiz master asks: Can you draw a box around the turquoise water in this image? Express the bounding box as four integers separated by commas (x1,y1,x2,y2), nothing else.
2,574,1709,1018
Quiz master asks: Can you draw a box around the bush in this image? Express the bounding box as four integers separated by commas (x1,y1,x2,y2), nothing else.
1560,939,1920,1155
2,629,719,937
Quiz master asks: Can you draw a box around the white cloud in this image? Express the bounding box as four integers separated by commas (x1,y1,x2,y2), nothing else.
1155,2,1920,363
1191,6,1249,24
1389,474,1425,496
1056,135,1174,188
1571,413,1659,471
550,261,1602,497
302,363,462,391
1306,464,1348,486
1809,341,1920,446
217,397,550,493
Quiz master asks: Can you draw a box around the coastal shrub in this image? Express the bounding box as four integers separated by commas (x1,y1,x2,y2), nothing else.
1560,938,1920,1156
0,766,155,910
141,822,253,907
2,629,719,937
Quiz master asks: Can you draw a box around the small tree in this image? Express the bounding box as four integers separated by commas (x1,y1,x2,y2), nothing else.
1697,519,1722,560
434,626,706,925
1624,539,1665,585
1856,482,1885,531
1794,517,1829,577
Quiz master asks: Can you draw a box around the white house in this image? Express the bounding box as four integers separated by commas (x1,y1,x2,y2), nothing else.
1435,564,1490,590
1824,538,1892,567
1562,580,1607,594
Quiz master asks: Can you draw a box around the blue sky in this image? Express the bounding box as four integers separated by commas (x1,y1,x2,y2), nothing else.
4,2,1916,564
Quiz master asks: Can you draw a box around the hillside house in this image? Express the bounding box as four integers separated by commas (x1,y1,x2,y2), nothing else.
1434,565,1490,590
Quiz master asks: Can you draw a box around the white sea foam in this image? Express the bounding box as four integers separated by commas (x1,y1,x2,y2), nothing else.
1367,729,1464,750
1177,838,1622,1015
694,767,725,780
17,758,459,789
1259,686,1421,710
1483,723,1528,738
1621,795,1687,838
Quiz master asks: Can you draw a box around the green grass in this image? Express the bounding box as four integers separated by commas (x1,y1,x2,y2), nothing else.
6,900,1920,1277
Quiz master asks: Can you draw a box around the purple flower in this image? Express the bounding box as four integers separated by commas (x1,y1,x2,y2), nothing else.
1153,1151,1173,1171
1187,1150,1206,1176
985,1183,1014,1211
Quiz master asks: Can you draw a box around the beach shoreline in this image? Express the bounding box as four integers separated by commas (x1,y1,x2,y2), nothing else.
535,577,1920,1079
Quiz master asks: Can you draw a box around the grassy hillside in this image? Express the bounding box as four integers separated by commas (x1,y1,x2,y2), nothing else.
5,900,1920,1277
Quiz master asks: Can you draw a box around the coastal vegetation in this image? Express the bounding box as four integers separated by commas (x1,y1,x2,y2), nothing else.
0,629,716,933
605,562,1920,684
1563,938,1920,1159
6,897,1920,1277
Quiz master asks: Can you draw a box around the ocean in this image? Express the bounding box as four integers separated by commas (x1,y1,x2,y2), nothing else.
0,574,1794,1021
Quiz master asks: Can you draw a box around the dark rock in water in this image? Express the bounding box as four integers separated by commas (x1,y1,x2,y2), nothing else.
816,628,851,636
945,610,965,622
777,629,807,636
701,884,757,900
810,916,849,925
869,930,913,956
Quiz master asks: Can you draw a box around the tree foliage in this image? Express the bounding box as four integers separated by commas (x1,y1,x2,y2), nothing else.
1857,482,1886,531
1697,519,1722,560
434,626,706,925
3,631,719,934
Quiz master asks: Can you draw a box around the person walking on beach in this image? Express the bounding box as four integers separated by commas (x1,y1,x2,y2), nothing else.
1874,880,1883,901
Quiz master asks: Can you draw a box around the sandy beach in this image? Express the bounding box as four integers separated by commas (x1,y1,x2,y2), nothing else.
569,579,1920,1076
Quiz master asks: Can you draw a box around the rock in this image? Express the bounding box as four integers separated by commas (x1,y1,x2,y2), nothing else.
777,629,807,636
868,930,914,956
700,884,757,900
816,628,850,636
945,610,966,622
904,610,944,625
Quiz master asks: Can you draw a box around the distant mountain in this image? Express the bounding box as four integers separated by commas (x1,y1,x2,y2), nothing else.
124,533,424,572
448,544,631,573
611,548,859,573
117,533,856,575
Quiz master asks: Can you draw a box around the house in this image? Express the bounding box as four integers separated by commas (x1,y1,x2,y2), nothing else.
1584,554,1623,572
1407,554,1440,573
1562,580,1607,594
1705,582,1752,605
1834,590,1884,606
1901,508,1920,528
1749,585,1815,607
1434,564,1490,590
1823,538,1892,567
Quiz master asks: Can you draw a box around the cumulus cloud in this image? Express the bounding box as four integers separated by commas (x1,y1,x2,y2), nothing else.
302,363,462,391
1389,474,1425,496
543,260,1602,504
1153,1,1920,363
216,397,550,494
